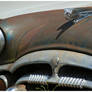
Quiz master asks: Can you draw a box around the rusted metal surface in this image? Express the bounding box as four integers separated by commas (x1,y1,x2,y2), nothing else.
0,7,92,64
8,50,92,90
10,50,92,76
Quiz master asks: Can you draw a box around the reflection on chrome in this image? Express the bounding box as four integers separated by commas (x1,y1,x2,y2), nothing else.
64,8,92,23
0,29,5,53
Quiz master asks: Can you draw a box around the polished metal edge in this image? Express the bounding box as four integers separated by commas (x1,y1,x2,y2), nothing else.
0,29,5,53
0,75,8,88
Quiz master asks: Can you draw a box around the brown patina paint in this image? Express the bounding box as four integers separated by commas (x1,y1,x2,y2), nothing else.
0,8,92,64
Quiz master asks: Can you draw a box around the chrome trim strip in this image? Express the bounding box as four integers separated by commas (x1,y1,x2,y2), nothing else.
0,29,5,53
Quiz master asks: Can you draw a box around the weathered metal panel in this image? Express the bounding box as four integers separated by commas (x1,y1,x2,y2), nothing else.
0,8,92,64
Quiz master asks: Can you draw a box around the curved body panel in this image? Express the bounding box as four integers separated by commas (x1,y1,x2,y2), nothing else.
0,9,92,64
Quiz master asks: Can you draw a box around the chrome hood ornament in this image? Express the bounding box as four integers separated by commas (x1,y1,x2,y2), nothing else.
64,7,92,23
56,7,92,39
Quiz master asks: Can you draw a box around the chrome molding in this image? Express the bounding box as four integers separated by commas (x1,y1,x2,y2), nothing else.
0,29,5,53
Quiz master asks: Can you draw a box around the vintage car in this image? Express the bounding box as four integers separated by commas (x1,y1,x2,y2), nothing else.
0,6,92,90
